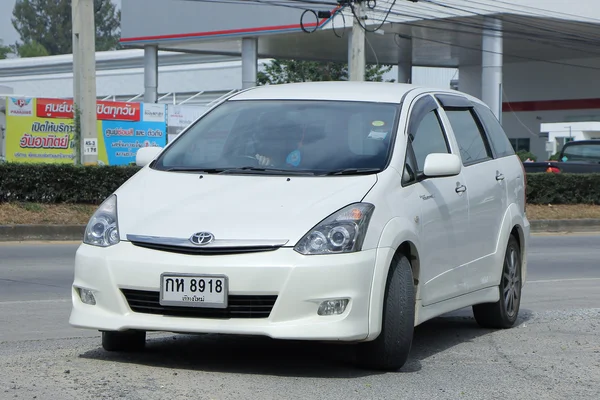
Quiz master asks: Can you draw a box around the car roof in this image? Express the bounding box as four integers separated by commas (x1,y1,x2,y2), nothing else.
229,81,469,104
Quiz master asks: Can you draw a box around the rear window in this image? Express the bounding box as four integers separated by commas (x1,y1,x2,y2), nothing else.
444,108,493,165
473,103,515,158
561,142,600,162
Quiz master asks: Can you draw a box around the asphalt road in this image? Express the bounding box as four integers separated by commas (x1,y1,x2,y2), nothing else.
0,235,599,399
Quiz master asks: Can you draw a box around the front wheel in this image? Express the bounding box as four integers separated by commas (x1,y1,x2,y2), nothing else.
355,253,415,370
473,235,522,329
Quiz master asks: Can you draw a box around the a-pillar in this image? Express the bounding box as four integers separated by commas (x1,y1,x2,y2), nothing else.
144,45,158,103
242,37,258,89
482,17,503,122
397,35,412,83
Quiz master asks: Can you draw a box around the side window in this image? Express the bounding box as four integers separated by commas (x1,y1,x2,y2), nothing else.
411,111,450,171
444,109,493,165
473,103,515,158
403,96,450,184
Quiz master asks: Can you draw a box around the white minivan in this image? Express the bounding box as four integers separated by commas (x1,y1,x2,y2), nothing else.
70,82,529,370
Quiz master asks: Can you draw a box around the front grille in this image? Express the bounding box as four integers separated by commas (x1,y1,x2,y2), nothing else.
121,289,277,319
129,241,282,256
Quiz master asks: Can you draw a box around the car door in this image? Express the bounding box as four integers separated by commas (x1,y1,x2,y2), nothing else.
401,94,471,306
435,94,506,293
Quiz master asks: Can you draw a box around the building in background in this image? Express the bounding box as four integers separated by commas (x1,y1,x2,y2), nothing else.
0,48,458,159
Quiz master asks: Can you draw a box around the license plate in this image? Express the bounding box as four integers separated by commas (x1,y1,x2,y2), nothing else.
159,273,228,308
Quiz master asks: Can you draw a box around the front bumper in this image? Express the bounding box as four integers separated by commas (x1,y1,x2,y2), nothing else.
69,241,378,341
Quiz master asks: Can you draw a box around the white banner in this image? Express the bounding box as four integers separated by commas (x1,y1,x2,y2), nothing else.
167,105,209,142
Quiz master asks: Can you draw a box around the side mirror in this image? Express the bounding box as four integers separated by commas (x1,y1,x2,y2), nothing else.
136,146,163,167
423,153,462,177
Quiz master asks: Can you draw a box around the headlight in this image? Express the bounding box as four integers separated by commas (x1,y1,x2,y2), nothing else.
83,194,120,247
294,203,375,255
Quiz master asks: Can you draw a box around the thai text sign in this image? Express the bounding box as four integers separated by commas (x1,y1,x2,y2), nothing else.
5,97,166,165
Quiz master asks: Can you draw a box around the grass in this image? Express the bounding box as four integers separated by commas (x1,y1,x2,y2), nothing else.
1,202,600,225
0,203,98,225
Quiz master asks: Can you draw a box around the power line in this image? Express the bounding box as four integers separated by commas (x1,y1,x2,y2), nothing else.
178,0,600,71
393,32,600,72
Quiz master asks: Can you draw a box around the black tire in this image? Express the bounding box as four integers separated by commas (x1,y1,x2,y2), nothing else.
473,235,522,329
101,330,146,352
355,253,415,370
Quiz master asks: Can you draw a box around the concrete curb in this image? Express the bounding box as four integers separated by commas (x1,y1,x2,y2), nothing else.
1,220,599,241
529,219,600,233
0,225,85,242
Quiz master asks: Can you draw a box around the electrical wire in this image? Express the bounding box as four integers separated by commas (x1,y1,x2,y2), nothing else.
179,0,600,70
349,0,398,33
331,5,347,38
300,9,320,33
501,86,540,138
393,32,600,72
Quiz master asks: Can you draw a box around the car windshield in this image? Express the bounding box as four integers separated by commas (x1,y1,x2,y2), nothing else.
561,142,600,163
152,99,399,175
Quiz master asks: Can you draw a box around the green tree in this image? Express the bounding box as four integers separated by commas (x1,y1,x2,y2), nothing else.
16,40,50,58
257,59,394,85
11,0,121,56
0,39,12,59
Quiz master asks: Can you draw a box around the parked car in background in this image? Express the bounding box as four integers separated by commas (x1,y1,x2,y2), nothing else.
523,140,600,173
70,82,529,370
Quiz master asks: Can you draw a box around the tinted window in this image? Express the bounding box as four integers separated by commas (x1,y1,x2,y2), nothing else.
473,103,515,158
444,109,492,165
153,100,399,174
561,143,600,162
411,110,450,171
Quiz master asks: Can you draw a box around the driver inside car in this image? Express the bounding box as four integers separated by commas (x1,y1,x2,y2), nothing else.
254,112,304,168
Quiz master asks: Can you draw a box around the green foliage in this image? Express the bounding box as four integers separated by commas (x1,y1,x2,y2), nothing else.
548,152,561,161
526,173,600,205
0,39,12,59
2,164,599,206
0,163,140,204
11,0,121,56
257,59,394,85
516,150,537,162
15,40,49,58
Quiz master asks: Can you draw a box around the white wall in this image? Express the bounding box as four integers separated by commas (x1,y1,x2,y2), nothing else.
0,60,254,99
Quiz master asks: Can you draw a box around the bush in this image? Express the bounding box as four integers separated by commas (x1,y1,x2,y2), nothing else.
1,163,600,206
526,173,600,204
548,152,561,161
516,150,537,162
0,163,141,204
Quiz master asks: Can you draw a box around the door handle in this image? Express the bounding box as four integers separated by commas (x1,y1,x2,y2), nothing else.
496,172,505,181
455,184,467,193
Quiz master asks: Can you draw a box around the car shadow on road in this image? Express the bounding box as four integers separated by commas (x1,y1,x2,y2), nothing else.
79,307,534,378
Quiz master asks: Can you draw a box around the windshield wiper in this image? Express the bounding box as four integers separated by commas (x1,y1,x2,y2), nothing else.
321,168,381,176
163,167,226,173
219,167,316,176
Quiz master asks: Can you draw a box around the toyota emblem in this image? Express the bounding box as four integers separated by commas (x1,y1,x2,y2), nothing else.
189,232,215,246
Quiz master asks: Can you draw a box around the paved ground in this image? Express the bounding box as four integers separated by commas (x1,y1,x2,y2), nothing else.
0,235,599,400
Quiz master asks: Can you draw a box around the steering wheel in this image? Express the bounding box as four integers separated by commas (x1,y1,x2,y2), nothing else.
227,154,260,166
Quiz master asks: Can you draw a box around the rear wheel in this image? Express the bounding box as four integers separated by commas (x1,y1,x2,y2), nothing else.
101,330,146,352
473,235,522,329
355,253,415,370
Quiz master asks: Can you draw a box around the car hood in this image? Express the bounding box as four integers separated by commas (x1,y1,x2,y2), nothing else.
115,168,378,246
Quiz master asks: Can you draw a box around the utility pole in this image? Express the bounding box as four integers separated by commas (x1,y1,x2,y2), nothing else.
72,0,98,165
349,1,366,81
